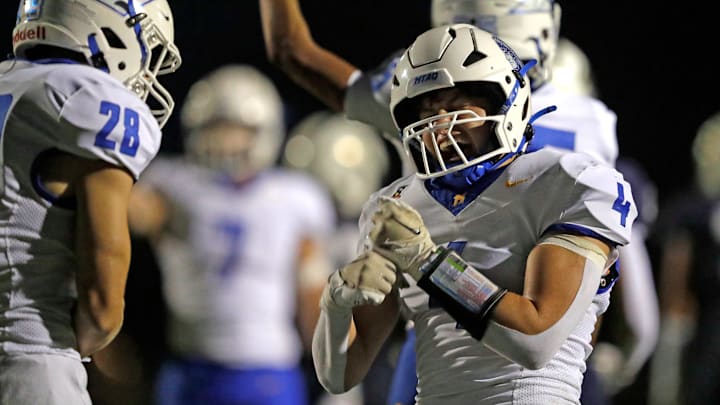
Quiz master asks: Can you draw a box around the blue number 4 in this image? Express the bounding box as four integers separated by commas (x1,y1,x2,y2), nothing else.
612,182,631,227
94,101,140,157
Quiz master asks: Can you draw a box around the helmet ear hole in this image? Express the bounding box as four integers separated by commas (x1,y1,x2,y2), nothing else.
101,27,126,49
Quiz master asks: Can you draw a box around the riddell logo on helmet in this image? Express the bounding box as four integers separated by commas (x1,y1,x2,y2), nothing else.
13,26,46,45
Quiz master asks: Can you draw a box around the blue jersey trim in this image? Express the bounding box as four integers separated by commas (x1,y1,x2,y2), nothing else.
527,125,576,153
542,223,618,248
29,150,77,210
425,166,507,216
27,58,82,65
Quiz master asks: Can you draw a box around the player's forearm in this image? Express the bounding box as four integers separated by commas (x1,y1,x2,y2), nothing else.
127,184,168,240
483,252,603,369
259,0,357,111
73,162,134,356
73,295,124,357
344,298,400,388
312,283,399,393
312,295,353,394
74,245,130,356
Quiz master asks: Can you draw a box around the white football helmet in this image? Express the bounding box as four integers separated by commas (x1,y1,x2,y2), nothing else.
692,112,720,199
431,0,561,90
551,37,597,97
283,111,389,219
13,0,182,127
182,64,285,180
390,23,534,179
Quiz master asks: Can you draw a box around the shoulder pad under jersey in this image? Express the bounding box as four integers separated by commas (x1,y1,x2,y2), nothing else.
47,65,162,179
558,153,637,245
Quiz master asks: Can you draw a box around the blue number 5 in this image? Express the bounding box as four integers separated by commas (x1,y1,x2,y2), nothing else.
94,101,140,157
612,182,631,227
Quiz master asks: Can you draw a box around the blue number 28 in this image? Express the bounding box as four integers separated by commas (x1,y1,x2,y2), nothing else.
94,101,140,157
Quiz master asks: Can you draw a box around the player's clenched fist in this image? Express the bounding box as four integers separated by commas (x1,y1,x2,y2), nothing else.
323,250,398,309
368,197,437,281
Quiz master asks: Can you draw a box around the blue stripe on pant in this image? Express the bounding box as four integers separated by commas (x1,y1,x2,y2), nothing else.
155,357,308,405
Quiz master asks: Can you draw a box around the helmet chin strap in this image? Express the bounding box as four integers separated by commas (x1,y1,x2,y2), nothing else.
436,136,527,191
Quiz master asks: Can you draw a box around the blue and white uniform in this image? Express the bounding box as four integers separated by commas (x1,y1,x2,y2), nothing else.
0,59,161,404
529,82,618,166
359,148,636,405
140,157,336,405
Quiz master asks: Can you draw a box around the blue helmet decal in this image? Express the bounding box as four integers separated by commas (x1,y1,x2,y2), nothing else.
493,36,523,71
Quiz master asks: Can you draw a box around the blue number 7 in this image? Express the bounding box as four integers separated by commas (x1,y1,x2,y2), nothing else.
612,182,631,227
94,101,140,157
216,220,246,278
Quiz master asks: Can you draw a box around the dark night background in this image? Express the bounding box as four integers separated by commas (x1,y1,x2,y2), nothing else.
2,1,718,202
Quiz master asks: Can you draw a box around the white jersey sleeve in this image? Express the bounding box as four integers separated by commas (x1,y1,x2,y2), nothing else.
46,66,162,179
530,83,618,167
557,153,637,247
344,50,417,177
344,49,404,136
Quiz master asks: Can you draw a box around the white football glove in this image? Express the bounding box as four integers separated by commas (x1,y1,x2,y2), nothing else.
368,197,436,281
322,250,398,310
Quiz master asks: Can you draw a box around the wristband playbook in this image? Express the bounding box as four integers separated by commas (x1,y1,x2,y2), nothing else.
416,246,507,340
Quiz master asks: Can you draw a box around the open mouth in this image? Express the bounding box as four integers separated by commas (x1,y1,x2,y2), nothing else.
437,136,472,163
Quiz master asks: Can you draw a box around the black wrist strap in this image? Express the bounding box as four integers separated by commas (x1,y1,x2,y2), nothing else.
416,247,508,340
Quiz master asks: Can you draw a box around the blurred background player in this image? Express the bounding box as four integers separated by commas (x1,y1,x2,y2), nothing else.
0,0,181,404
283,111,395,404
284,111,391,266
127,64,336,405
647,112,720,405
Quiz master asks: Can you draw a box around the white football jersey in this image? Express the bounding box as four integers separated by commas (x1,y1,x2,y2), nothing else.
358,148,636,404
344,49,416,177
0,60,161,358
139,158,336,367
529,82,618,167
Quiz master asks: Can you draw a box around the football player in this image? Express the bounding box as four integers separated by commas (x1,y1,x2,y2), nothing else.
128,64,336,405
311,24,636,405
0,1,180,403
